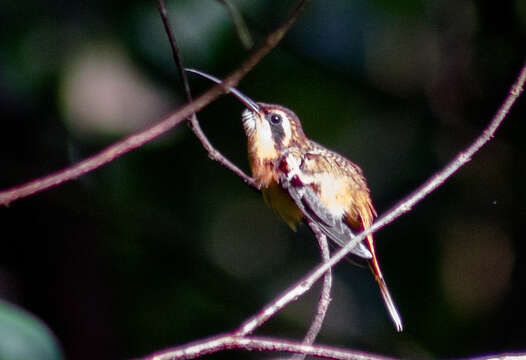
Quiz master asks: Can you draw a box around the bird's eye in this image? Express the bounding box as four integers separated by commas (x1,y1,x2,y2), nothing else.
269,113,282,125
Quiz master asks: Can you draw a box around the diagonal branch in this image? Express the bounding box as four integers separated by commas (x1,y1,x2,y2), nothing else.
144,59,525,360
0,86,217,206
231,60,526,338
293,59,526,314
0,0,310,206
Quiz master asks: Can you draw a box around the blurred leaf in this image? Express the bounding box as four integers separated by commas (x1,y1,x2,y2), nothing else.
0,300,63,360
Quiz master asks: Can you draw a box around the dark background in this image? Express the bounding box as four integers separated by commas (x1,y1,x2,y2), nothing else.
1,0,525,359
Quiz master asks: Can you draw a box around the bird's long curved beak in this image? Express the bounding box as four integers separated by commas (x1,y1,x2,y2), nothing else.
185,68,260,113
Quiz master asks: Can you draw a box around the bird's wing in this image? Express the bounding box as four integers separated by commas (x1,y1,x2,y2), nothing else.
278,153,372,260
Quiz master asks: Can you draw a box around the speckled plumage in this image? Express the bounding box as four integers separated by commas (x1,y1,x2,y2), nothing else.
243,104,376,236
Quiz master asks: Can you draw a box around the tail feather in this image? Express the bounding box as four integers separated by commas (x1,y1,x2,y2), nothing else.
374,270,403,332
367,238,403,332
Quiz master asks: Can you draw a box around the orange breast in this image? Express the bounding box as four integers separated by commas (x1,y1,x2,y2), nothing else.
261,182,304,230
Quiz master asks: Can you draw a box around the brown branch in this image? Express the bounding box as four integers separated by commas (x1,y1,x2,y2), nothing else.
0,88,215,206
144,334,397,360
142,332,526,360
0,0,310,206
143,333,526,360
144,334,526,360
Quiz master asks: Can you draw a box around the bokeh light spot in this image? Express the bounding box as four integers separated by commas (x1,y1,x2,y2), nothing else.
440,221,514,318
205,197,290,280
60,42,174,139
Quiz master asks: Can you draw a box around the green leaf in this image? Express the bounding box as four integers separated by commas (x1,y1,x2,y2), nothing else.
0,301,63,360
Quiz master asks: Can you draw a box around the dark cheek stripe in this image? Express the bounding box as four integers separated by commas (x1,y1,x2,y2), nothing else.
271,125,285,148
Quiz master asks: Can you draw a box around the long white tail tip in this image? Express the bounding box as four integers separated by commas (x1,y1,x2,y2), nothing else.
378,280,403,332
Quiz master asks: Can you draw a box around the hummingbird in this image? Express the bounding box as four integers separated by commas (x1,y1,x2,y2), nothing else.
186,68,403,332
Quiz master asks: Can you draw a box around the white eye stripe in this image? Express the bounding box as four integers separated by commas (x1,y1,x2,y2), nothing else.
259,117,273,146
248,113,275,156
280,113,292,145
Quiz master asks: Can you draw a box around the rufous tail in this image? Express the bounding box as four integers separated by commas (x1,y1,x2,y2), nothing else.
368,241,403,332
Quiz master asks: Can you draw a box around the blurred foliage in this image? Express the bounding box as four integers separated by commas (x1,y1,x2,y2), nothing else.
0,0,525,359
0,301,63,360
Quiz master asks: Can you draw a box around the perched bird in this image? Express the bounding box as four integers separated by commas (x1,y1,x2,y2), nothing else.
187,68,403,331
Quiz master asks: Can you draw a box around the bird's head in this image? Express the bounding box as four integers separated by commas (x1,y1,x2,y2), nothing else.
186,68,306,162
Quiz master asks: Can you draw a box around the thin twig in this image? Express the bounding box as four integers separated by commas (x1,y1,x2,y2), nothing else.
217,0,254,49
291,221,332,360
156,0,257,187
145,334,397,360
159,0,329,352
0,0,310,206
232,60,526,337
